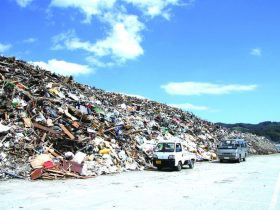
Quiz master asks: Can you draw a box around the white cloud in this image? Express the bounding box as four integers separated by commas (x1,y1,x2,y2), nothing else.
50,0,116,23
91,14,144,60
16,0,34,7
161,82,258,95
21,0,187,68
52,30,97,52
31,59,93,76
250,48,262,56
86,56,116,68
50,0,186,21
51,30,75,50
169,103,209,111
23,38,38,43
0,43,12,52
122,0,182,19
52,14,144,64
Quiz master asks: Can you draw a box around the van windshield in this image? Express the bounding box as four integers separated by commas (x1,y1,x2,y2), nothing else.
155,143,175,152
218,140,238,149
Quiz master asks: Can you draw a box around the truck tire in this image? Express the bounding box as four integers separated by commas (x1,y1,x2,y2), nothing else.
176,161,182,171
188,160,194,169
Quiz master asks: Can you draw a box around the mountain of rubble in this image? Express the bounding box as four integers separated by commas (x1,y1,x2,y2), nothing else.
0,56,278,179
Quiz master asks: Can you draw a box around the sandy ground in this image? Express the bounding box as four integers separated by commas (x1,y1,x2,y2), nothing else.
1,154,280,210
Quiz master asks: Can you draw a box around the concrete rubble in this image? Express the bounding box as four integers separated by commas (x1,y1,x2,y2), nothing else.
0,56,278,180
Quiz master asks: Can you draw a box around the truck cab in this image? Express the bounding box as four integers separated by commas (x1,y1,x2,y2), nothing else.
152,139,196,171
217,139,248,163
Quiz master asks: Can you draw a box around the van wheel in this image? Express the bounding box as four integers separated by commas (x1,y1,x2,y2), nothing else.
237,155,241,163
176,162,182,171
188,160,194,169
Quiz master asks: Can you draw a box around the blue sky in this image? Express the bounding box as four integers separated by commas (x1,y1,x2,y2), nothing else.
1,0,279,124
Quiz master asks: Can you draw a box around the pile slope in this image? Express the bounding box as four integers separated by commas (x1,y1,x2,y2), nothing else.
0,56,278,179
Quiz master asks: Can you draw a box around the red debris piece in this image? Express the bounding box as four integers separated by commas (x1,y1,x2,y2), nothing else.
30,168,43,180
43,161,54,169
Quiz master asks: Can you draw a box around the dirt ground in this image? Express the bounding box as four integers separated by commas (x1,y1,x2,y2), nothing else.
1,154,280,210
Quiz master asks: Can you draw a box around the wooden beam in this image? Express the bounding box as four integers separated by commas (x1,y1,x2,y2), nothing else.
59,124,75,140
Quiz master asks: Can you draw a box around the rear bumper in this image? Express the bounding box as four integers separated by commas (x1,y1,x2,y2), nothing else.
153,159,175,168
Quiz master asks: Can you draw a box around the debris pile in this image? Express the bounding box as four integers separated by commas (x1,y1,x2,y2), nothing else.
0,56,278,180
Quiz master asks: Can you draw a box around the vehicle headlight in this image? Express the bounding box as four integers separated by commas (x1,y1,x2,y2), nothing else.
168,155,175,159
153,154,158,159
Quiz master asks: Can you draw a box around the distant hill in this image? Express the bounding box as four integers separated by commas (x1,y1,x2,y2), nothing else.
216,121,280,143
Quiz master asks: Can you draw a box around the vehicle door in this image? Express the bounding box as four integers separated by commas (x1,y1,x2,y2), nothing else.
242,142,247,158
176,143,183,162
244,142,248,156
236,141,242,158
239,142,244,158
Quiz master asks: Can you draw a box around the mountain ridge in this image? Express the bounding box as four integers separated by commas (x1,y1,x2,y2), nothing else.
216,121,280,143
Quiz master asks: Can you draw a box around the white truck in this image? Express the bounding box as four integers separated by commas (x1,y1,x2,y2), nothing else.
152,139,196,171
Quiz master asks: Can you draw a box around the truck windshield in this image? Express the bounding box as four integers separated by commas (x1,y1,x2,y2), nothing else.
218,140,238,149
155,143,175,152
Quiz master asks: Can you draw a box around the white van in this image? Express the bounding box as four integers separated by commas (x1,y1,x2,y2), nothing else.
217,139,248,163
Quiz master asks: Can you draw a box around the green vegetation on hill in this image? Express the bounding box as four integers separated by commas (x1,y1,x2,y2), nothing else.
216,121,280,143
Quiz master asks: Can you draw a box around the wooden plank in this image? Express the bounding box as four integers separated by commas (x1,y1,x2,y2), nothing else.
41,133,47,142
72,121,80,129
104,126,117,133
30,168,43,180
46,169,81,178
125,129,146,135
4,112,8,120
45,146,61,158
59,124,75,140
33,122,60,135
23,118,32,128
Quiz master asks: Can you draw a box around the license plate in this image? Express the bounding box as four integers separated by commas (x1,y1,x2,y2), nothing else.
156,160,161,164
224,157,229,159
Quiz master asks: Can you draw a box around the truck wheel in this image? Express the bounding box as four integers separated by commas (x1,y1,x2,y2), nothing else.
176,161,182,171
188,160,194,169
